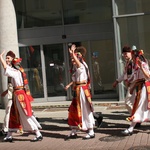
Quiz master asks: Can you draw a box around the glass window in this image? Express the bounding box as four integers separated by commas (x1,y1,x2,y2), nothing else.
117,15,150,64
115,0,150,15
13,0,62,28
13,0,113,28
63,0,112,24
43,44,66,97
19,46,44,98
90,40,116,95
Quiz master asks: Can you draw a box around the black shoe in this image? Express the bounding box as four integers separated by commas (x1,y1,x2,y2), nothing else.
121,129,133,136
1,129,8,135
30,136,43,142
3,137,13,142
64,134,77,141
83,134,95,140
135,123,141,128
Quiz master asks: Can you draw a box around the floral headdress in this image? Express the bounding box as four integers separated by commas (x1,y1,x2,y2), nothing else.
131,49,144,56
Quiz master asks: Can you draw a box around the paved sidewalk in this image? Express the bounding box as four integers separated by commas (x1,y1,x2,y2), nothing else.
0,101,150,150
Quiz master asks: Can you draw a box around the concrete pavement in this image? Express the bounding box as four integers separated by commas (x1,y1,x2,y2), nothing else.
0,101,150,150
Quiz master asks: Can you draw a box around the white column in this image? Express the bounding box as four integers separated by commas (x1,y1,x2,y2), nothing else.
0,0,19,108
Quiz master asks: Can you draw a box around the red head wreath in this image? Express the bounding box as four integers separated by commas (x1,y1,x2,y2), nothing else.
131,49,144,57
12,58,22,65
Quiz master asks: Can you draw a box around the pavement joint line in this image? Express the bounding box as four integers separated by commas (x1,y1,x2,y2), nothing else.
42,109,48,112
32,102,126,110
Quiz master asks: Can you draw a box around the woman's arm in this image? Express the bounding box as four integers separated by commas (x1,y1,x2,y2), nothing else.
65,81,73,90
69,44,81,68
0,50,7,69
141,66,150,79
138,59,150,79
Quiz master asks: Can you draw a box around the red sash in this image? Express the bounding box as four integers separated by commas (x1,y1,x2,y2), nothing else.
68,84,93,129
145,81,150,109
14,90,33,116
82,85,94,112
68,86,82,129
9,96,21,129
9,89,33,129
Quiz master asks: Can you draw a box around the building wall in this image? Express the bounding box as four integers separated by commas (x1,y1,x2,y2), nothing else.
12,0,150,102
11,0,120,102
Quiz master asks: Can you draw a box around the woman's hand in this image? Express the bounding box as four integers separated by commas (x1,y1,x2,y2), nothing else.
71,44,76,52
0,50,7,69
65,85,70,90
0,50,5,60
68,44,76,54
112,80,118,88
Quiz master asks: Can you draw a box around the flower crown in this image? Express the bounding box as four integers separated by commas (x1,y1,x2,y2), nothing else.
12,58,22,65
131,49,144,56
139,49,144,55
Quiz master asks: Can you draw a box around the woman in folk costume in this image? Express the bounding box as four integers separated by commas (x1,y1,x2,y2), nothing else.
122,49,150,136
113,46,136,115
0,50,42,142
66,44,95,140
1,51,16,134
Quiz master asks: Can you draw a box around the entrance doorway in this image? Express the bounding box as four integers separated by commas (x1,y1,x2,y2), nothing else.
19,39,117,102
43,44,66,97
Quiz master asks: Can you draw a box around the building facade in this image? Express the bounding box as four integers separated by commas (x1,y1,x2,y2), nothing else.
1,0,150,105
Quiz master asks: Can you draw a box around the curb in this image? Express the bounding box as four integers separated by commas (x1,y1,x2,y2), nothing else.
32,102,126,110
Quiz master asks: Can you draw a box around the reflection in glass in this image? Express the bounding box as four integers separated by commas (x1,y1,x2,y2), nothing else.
13,0,112,28
33,64,43,95
117,15,150,65
43,44,66,97
63,0,112,24
91,40,116,95
19,46,44,98
115,0,150,15
13,0,62,28
92,52,102,87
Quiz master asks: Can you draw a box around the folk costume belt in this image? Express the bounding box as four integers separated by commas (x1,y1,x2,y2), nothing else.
75,80,87,86
14,86,24,91
135,78,145,84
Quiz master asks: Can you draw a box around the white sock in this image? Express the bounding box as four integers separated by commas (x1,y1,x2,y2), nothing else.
35,130,42,137
88,129,94,135
128,122,136,132
70,129,76,135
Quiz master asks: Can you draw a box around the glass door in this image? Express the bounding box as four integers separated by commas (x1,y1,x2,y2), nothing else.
43,44,67,97
90,40,117,98
19,46,44,99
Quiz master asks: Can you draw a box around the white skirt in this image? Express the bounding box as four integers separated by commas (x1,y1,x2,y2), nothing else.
9,97,42,132
80,88,95,130
132,85,150,122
